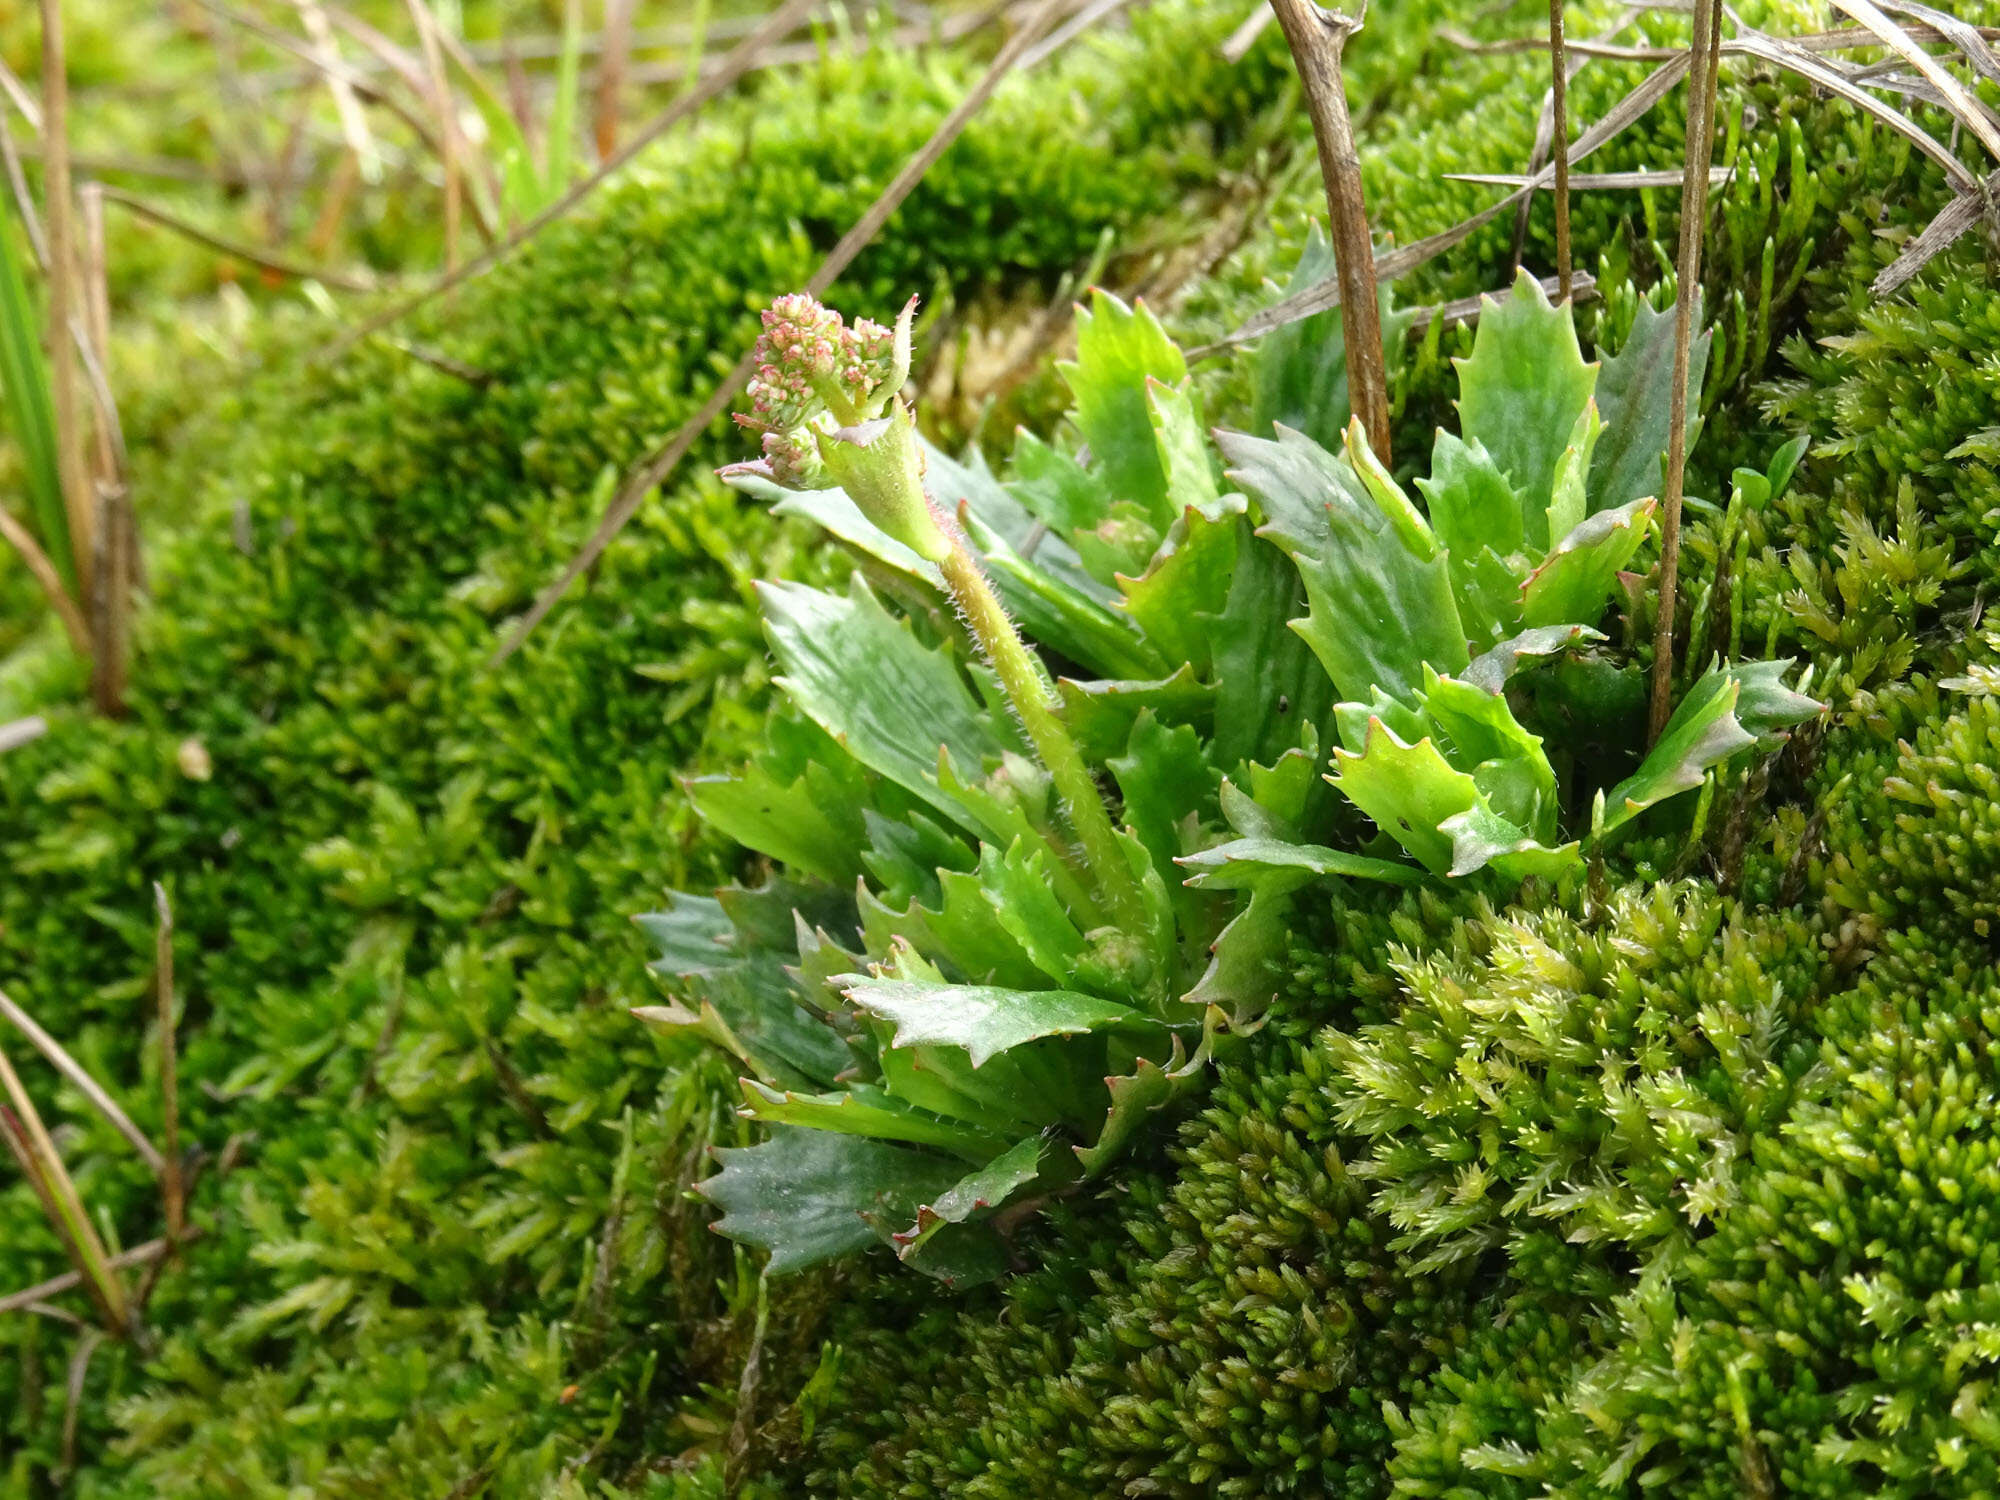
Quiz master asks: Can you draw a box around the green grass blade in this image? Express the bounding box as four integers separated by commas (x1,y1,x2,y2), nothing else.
544,0,583,201
0,190,75,596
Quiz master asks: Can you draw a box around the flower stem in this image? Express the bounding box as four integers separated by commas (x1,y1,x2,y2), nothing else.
937,540,1147,933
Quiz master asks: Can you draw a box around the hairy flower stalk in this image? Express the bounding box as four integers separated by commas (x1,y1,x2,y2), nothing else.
726,294,1149,937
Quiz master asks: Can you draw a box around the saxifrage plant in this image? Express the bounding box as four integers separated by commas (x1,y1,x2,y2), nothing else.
637,268,1818,1283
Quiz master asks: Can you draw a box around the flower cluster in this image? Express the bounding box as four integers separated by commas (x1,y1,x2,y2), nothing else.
740,293,899,437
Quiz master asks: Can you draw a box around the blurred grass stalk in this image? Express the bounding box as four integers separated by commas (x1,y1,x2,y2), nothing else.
0,0,135,714
0,1040,131,1336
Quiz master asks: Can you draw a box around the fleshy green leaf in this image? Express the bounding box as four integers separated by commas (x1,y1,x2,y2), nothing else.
684,719,869,886
1147,378,1225,519
1541,399,1603,551
1008,427,1105,535
1220,425,1467,703
1520,498,1657,630
1416,431,1530,646
699,1128,964,1275
1073,1052,1198,1176
739,1080,1009,1160
1057,665,1213,761
1209,532,1336,774
1588,291,1709,515
1109,711,1221,887
857,863,1045,992
841,978,1159,1067
1413,669,1560,837
636,894,853,1089
761,578,1005,831
1248,225,1415,451
1117,501,1244,673
1058,290,1187,527
1331,717,1570,879
769,486,941,584
1454,269,1598,547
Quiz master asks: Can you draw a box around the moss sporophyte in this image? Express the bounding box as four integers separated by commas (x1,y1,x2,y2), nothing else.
652,276,1820,1284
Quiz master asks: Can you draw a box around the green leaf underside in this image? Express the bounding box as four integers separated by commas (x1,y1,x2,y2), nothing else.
1454,270,1598,550
891,1135,1052,1258
1588,291,1710,516
1600,661,1819,834
1461,624,1604,694
842,977,1159,1068
761,579,1005,832
700,1128,964,1275
1059,290,1187,528
1178,836,1423,891
1521,498,1657,630
1220,426,1467,703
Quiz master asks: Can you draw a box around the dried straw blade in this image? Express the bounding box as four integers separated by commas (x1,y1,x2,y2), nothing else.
0,987,163,1173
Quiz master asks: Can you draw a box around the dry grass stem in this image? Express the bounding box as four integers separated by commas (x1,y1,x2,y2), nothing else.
1198,49,1693,357
1831,0,2000,159
97,184,378,291
0,1040,130,1332
0,508,89,651
291,0,384,182
37,0,94,571
0,1233,198,1316
319,0,818,363
594,0,634,159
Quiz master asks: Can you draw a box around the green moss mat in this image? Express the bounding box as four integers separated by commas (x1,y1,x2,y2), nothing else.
4,0,1997,1494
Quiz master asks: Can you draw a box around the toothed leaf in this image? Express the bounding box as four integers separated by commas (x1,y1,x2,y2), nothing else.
699,1128,963,1275
1221,425,1467,703
1454,269,1598,546
1596,661,1821,835
1588,291,1709,515
890,1134,1056,1260
762,579,1005,831
1058,290,1187,527
1117,501,1244,673
1178,836,1423,890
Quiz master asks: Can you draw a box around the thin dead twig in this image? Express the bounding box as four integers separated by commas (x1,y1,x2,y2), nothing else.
1549,0,1573,297
594,0,634,160
95,185,378,291
0,1233,200,1317
0,989,161,1173
1830,0,2000,160
1269,0,1391,459
489,0,1076,666
1648,0,1724,742
1195,49,1692,358
154,886,184,1243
